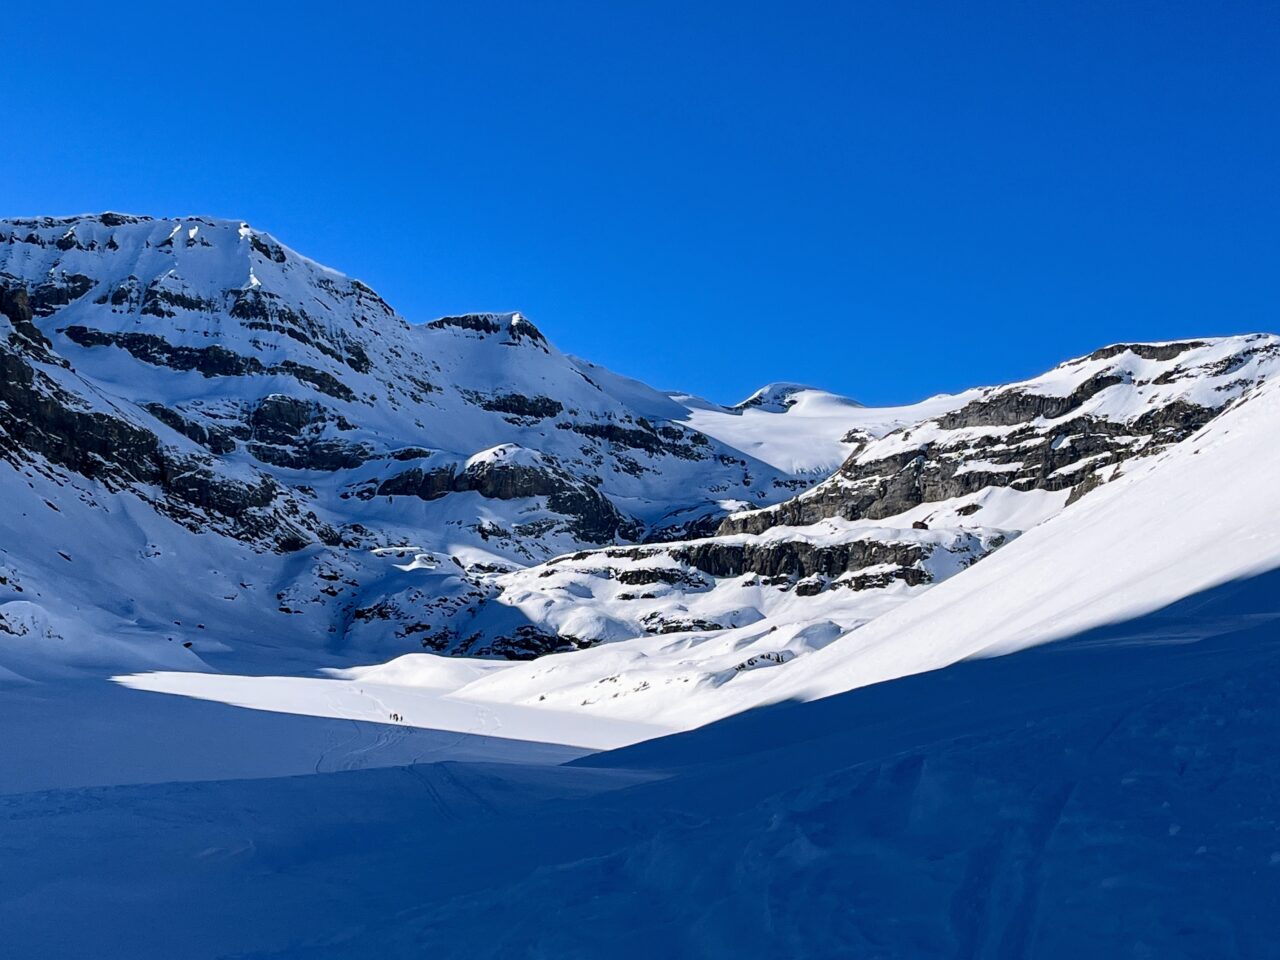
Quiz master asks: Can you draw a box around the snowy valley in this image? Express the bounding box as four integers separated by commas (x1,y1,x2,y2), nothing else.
3,214,1280,957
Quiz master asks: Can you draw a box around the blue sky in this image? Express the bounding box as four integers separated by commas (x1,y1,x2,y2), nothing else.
4,1,1277,405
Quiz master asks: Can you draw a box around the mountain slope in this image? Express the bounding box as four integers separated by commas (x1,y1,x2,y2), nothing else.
469,362,1280,731
0,213,822,541
0,214,861,670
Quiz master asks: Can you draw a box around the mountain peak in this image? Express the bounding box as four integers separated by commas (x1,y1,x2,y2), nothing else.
733,382,861,413
424,311,548,348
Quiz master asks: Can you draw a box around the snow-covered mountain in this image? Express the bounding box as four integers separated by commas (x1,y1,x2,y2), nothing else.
8,307,1280,958
2,213,1278,708
0,214,860,670
7,213,1280,958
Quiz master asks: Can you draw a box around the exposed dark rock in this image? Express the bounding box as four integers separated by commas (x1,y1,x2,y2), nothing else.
248,439,371,471
465,391,564,420
64,325,262,376
61,326,355,400
427,313,549,349
1065,471,1104,507
376,465,457,501
231,288,372,373
936,373,1125,430
1084,341,1207,363
375,453,637,542
665,538,930,584
249,234,287,263
249,395,324,444
643,508,728,543
733,650,794,671
1,284,53,354
273,361,355,401
144,403,238,454
0,339,308,550
464,625,590,659
585,536,936,589
25,274,96,317
563,420,711,461
464,458,568,500
140,283,219,318
98,212,148,228
641,614,724,635
107,278,141,308
615,567,708,588
244,396,370,470
722,387,1223,537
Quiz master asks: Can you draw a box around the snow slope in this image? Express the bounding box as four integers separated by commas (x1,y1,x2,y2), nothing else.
673,383,870,474
442,366,1280,729
0,678,591,795
4,564,1278,957
397,334,1280,679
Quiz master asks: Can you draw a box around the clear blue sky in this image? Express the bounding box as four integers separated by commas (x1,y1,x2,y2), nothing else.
4,1,1277,405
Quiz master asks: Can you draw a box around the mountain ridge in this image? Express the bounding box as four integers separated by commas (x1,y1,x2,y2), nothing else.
2,213,1277,693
